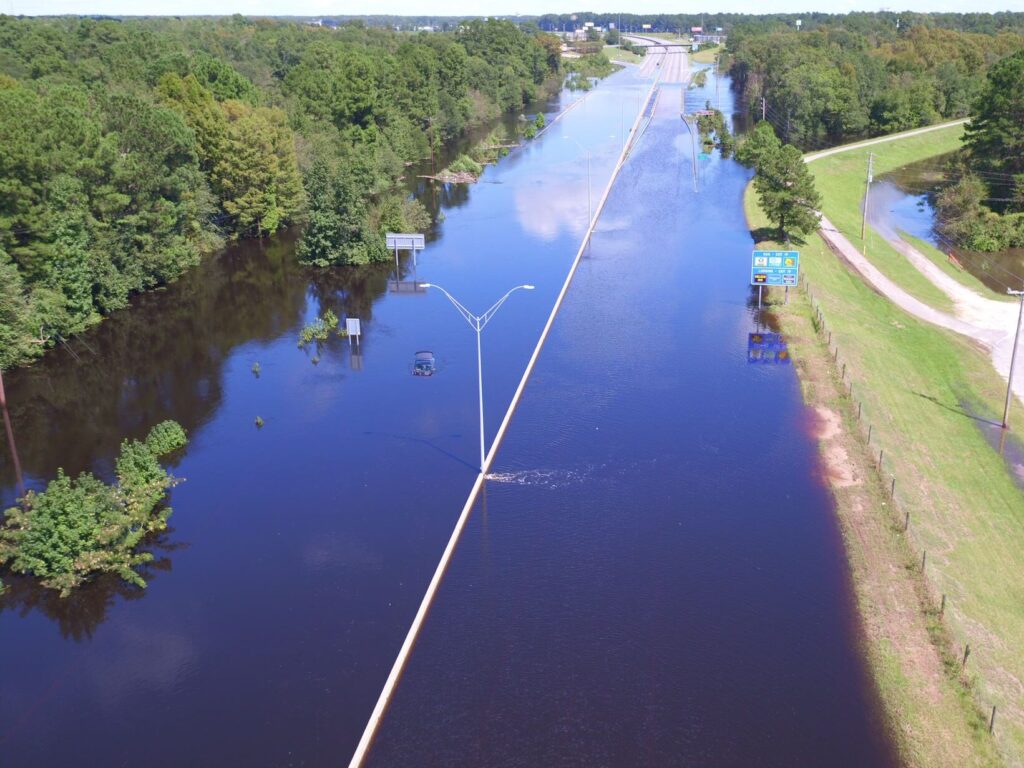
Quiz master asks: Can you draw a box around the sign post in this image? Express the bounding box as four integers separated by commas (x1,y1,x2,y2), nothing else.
751,250,799,309
385,232,425,278
346,317,362,347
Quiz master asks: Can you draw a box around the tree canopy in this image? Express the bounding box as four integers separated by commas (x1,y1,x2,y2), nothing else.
730,24,1024,148
739,124,822,240
0,16,562,368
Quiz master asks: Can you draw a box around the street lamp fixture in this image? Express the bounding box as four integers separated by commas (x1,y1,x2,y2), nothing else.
420,283,535,471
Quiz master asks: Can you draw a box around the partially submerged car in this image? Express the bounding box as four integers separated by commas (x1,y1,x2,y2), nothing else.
413,351,436,376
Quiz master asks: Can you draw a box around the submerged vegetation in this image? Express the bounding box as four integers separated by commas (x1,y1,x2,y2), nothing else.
564,53,616,90
0,421,187,597
696,105,735,158
0,16,562,367
297,309,342,348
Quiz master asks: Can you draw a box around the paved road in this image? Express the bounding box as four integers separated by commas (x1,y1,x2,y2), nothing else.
805,122,1023,403
626,35,690,84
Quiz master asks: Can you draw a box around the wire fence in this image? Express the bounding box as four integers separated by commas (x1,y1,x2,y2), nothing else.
798,270,1002,739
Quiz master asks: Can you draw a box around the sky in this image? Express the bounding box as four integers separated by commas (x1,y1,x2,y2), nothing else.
11,0,1024,17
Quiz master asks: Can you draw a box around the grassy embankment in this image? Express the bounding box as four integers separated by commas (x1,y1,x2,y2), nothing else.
746,123,1024,767
807,131,966,313
689,46,719,64
606,45,643,65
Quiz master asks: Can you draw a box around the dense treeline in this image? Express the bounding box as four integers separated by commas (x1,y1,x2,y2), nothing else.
729,24,1024,148
534,12,1024,36
0,16,561,368
937,50,1024,252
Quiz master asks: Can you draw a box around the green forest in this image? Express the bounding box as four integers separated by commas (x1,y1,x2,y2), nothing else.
728,19,1024,253
0,16,562,369
729,23,1024,147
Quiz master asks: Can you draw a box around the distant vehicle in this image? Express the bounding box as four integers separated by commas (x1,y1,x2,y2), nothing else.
412,351,436,376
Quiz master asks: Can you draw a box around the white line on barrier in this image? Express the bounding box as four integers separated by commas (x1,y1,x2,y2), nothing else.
348,73,661,768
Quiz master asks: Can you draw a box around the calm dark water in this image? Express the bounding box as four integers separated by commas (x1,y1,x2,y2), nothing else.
875,158,1024,293
369,80,896,766
0,68,894,766
0,72,647,766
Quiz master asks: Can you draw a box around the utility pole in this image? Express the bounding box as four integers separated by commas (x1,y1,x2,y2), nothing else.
861,152,874,244
761,96,766,121
1003,289,1024,429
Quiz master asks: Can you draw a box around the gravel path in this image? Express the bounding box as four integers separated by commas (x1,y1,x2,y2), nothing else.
805,126,1024,404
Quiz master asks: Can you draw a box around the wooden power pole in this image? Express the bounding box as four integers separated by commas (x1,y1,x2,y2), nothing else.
861,152,874,244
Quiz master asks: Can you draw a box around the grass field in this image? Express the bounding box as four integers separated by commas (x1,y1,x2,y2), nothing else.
806,129,967,313
746,123,1024,766
689,46,719,64
605,45,643,65
902,233,1017,303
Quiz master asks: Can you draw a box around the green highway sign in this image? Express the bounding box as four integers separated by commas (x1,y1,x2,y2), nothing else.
751,250,799,287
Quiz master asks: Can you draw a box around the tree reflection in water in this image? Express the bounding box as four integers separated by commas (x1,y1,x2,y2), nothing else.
0,530,186,641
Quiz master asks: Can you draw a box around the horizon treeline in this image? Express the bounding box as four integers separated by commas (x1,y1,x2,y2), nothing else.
728,22,1024,146
0,15,562,369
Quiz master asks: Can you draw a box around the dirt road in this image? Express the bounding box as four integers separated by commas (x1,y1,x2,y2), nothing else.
805,126,1023,404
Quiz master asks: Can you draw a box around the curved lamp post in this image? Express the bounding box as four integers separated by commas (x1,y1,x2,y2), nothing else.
420,283,535,471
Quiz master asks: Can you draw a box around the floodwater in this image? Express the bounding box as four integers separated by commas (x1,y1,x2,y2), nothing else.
0,70,641,766
873,158,1024,293
1,67,895,766
369,72,896,766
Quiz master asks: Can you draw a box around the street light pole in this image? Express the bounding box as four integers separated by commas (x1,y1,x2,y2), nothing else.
420,283,535,471
1003,289,1024,429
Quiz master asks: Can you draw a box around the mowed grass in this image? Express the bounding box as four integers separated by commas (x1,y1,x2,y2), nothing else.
689,46,719,64
805,126,967,314
606,45,643,65
747,125,1024,764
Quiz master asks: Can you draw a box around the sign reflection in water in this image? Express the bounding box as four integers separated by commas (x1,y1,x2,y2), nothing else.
748,332,791,364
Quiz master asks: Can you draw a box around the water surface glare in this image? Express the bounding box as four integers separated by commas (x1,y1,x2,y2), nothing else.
368,80,897,766
0,72,649,766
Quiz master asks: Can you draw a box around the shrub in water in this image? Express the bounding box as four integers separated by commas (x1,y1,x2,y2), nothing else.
0,421,188,596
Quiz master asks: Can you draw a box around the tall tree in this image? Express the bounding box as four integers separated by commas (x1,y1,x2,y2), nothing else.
753,144,822,240
964,49,1024,177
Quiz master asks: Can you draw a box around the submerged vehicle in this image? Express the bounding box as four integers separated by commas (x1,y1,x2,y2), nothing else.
413,351,436,376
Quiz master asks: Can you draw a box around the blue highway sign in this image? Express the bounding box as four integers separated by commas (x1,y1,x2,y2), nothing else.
751,250,799,287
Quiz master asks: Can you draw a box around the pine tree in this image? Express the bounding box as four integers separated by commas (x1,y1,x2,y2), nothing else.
754,143,822,240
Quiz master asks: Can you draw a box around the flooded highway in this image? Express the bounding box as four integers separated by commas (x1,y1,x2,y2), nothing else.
368,73,897,766
1,65,895,767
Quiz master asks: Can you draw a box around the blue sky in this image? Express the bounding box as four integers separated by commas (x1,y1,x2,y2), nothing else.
13,0,1024,17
